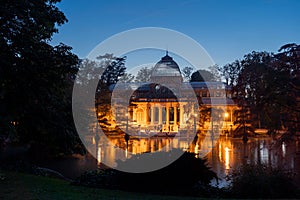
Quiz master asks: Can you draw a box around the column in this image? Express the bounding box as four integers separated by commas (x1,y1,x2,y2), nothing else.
166,106,170,127
133,109,136,122
174,106,177,125
158,106,162,125
151,106,154,125
180,105,184,125
174,106,178,131
144,107,147,124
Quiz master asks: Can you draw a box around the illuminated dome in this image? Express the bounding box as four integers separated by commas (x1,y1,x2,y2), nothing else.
151,51,182,78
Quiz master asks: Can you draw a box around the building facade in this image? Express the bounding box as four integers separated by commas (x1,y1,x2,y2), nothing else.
105,52,238,136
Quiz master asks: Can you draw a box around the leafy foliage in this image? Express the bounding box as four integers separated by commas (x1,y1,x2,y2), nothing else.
181,66,194,81
218,47,300,137
97,54,126,88
273,43,300,135
0,0,83,155
190,69,217,82
118,72,135,83
230,164,299,199
75,55,128,136
134,66,153,82
218,60,242,87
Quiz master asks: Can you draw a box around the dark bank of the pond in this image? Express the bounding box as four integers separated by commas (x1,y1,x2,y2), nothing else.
34,154,100,179
0,145,99,179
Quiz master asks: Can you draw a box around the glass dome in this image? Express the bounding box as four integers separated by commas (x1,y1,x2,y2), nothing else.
151,52,182,77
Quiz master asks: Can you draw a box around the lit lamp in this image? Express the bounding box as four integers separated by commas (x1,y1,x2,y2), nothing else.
224,112,229,119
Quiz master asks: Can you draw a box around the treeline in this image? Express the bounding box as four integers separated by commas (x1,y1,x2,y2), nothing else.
218,46,299,136
0,0,299,157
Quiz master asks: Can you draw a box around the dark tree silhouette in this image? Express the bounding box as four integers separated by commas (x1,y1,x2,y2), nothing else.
219,47,300,138
272,44,300,136
190,69,216,82
235,52,274,129
97,54,126,87
0,0,82,155
217,60,242,87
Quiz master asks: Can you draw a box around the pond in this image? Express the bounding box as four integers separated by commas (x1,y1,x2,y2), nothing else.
35,135,300,187
205,137,300,187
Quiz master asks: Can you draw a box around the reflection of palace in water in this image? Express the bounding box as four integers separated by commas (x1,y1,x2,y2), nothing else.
94,136,299,188
100,52,239,136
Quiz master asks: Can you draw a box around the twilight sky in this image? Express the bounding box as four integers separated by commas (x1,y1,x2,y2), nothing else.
51,0,300,67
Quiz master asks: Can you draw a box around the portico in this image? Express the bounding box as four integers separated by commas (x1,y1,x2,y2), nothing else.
132,101,188,132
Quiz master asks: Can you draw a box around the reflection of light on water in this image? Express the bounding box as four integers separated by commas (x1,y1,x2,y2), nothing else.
260,142,269,163
92,137,95,145
194,144,199,157
282,142,286,157
97,147,101,165
166,139,170,152
92,136,298,189
218,143,222,161
180,140,189,150
173,138,179,148
225,147,230,170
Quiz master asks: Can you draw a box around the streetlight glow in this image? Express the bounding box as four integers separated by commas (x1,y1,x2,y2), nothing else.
224,112,229,118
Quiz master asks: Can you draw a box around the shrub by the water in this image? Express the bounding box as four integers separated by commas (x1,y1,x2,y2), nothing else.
229,164,299,199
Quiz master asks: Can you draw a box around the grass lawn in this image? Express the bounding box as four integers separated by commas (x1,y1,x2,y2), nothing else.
0,170,208,200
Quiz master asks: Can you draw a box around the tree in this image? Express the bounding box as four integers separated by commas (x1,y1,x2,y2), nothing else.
97,54,126,87
181,66,194,81
208,65,221,81
219,48,300,137
135,66,153,82
77,55,129,134
235,51,274,129
118,72,135,83
190,69,216,82
218,60,242,87
218,52,275,131
78,55,127,89
0,0,82,155
272,44,300,136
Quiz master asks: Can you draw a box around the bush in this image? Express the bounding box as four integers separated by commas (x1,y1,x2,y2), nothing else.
229,164,299,199
73,169,119,189
74,150,218,196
